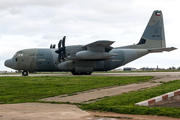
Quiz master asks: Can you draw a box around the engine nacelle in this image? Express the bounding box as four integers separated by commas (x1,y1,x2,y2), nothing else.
58,61,68,71
58,61,74,71
76,51,117,60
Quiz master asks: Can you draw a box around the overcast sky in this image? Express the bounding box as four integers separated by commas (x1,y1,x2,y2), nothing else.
1,0,180,71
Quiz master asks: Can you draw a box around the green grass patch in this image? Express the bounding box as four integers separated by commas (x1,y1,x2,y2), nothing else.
0,76,152,104
81,80,180,118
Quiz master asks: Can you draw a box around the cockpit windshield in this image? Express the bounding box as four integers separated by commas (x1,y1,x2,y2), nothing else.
14,51,24,57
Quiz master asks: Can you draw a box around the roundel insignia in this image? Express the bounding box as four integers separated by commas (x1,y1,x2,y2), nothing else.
154,28,158,34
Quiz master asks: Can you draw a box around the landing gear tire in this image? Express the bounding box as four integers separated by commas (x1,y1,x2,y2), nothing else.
22,71,28,76
71,71,81,75
86,72,92,75
71,71,92,75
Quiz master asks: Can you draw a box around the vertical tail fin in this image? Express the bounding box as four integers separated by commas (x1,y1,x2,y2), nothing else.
137,10,166,48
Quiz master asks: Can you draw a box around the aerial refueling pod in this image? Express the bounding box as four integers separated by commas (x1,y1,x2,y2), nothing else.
76,51,117,60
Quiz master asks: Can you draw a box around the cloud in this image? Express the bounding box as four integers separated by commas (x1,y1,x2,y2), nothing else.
0,0,179,71
0,0,70,9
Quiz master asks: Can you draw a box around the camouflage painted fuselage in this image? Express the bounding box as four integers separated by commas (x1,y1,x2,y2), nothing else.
7,47,148,72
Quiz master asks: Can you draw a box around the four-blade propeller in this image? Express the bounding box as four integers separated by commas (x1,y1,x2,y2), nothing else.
55,36,66,61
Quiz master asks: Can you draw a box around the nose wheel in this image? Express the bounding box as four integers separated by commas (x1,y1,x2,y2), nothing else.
22,71,28,76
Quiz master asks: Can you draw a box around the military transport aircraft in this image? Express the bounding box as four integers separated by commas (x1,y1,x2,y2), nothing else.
4,10,176,76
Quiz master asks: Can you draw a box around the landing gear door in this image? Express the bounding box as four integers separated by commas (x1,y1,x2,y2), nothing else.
30,57,36,70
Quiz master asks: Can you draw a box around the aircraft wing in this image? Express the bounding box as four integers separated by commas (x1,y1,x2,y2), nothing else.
82,40,115,52
148,47,177,53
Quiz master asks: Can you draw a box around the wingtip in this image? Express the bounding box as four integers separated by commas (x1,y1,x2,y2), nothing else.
171,47,178,50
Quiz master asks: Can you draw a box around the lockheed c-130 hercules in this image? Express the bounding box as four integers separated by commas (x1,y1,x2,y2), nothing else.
4,10,176,76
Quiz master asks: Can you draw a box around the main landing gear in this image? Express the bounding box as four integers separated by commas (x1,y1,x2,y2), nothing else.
22,71,28,76
71,71,92,75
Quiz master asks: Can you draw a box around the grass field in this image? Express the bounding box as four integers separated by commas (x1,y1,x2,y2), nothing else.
1,75,180,118
0,76,152,104
81,80,180,118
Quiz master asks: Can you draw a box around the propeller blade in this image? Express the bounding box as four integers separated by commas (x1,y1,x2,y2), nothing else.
62,36,66,58
62,36,66,47
55,49,60,53
58,52,61,60
50,44,52,48
63,49,66,58
62,54,64,60
58,40,62,49
55,36,66,61
53,44,56,48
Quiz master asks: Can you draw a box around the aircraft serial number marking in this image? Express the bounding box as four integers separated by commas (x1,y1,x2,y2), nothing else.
38,59,46,61
152,35,161,37
112,60,121,61
29,53,44,56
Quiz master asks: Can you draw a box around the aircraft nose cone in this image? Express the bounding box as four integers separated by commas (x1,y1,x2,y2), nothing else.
4,59,13,68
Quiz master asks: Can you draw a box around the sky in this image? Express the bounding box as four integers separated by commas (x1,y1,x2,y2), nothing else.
0,0,180,71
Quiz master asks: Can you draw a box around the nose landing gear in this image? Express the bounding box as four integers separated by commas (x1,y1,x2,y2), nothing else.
22,71,28,76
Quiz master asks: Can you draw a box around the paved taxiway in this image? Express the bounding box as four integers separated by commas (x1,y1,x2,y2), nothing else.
1,72,180,120
1,71,180,77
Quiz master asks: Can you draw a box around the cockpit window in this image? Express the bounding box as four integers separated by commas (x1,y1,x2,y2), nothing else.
15,51,24,57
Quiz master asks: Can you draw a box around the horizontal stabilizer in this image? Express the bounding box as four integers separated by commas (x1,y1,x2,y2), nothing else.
148,47,177,53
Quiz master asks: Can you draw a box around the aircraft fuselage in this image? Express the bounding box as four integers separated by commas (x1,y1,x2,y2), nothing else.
4,47,149,74
4,10,176,76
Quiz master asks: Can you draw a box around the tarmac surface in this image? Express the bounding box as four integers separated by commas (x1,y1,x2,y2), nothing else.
155,101,180,108
1,71,180,77
1,72,180,120
0,103,89,120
